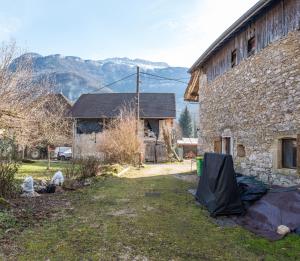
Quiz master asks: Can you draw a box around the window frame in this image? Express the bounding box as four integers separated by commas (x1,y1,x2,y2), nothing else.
231,49,237,68
281,138,297,169
247,36,256,57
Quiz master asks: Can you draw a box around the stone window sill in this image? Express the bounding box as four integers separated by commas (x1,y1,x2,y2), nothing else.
275,168,298,176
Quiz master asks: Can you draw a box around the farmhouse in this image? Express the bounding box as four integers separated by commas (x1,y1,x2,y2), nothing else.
185,0,300,185
71,93,176,160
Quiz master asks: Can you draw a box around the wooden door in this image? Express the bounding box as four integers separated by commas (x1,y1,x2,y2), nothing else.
214,137,222,153
145,143,155,162
224,137,231,155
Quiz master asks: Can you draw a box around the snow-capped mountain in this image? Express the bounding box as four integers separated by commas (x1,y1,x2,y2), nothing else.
13,53,196,116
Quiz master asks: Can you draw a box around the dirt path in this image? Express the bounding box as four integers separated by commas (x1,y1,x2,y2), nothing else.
123,160,198,182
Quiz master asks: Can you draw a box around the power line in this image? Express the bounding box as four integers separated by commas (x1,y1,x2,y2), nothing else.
140,72,189,84
89,70,190,95
175,77,191,80
140,75,178,83
92,73,137,93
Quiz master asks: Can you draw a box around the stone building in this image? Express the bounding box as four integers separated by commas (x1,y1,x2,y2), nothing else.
71,93,175,161
184,0,300,185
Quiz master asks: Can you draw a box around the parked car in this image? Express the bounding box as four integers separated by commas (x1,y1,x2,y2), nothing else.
55,147,72,160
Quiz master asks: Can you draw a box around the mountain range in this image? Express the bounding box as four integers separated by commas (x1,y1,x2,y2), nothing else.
13,53,197,117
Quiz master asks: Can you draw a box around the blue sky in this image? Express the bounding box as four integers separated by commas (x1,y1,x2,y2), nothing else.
0,0,258,67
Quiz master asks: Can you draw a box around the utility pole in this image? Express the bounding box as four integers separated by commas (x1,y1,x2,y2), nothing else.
136,66,140,136
136,66,142,167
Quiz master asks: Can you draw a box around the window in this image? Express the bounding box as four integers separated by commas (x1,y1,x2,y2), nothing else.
144,119,159,138
224,137,231,155
76,119,103,134
282,139,297,169
247,36,256,57
237,144,246,157
231,49,237,68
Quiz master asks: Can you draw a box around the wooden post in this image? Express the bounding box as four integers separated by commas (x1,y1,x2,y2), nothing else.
72,119,76,160
47,145,51,170
136,66,140,136
139,152,142,168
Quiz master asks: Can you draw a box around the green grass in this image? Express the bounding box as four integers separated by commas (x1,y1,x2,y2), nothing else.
2,165,299,260
17,160,71,180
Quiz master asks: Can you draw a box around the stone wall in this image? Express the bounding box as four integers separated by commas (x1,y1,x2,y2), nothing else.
198,31,300,186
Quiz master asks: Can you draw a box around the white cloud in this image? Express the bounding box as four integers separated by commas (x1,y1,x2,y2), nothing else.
144,0,259,67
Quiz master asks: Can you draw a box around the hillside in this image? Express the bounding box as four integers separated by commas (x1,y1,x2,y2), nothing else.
13,53,197,116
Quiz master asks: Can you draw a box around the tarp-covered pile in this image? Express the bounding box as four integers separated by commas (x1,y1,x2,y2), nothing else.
234,188,300,240
195,152,300,240
195,153,244,216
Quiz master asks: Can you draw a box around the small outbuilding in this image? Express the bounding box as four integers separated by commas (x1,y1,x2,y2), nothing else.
177,138,198,158
71,93,176,161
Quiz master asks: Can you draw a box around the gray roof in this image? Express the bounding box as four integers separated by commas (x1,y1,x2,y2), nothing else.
189,0,274,73
71,93,176,119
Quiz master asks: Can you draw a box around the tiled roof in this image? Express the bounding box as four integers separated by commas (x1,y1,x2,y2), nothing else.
71,93,176,119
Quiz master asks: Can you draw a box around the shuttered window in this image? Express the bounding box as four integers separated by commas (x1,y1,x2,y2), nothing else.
247,36,256,57
231,49,237,68
282,138,297,169
214,137,222,153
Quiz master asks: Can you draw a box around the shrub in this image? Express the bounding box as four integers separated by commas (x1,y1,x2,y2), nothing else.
64,160,80,180
0,161,19,198
97,105,144,165
63,157,101,181
76,157,101,180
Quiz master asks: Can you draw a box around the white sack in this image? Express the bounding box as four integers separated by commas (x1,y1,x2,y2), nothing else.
21,176,34,193
51,171,64,186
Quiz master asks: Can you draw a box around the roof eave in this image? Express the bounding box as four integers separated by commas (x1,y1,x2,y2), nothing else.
72,116,176,119
188,0,274,73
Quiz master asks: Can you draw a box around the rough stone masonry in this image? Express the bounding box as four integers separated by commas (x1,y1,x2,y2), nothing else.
198,31,300,186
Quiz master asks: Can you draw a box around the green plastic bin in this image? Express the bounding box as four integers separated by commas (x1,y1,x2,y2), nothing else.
196,156,204,177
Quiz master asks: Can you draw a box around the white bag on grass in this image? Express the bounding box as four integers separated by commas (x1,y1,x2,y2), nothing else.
21,176,34,193
51,171,64,186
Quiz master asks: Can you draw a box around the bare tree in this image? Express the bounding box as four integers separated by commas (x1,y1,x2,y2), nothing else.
0,41,52,156
0,42,43,119
33,93,72,169
0,41,71,166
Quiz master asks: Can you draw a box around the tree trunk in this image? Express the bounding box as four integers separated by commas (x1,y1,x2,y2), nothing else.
22,146,25,160
47,145,51,170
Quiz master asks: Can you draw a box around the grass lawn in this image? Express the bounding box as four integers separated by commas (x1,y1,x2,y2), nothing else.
17,160,71,181
1,162,300,260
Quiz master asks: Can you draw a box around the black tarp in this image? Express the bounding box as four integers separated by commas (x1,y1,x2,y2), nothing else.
236,174,269,208
195,153,244,216
234,187,300,240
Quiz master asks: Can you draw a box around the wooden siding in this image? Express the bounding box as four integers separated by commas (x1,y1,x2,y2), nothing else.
204,0,300,82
